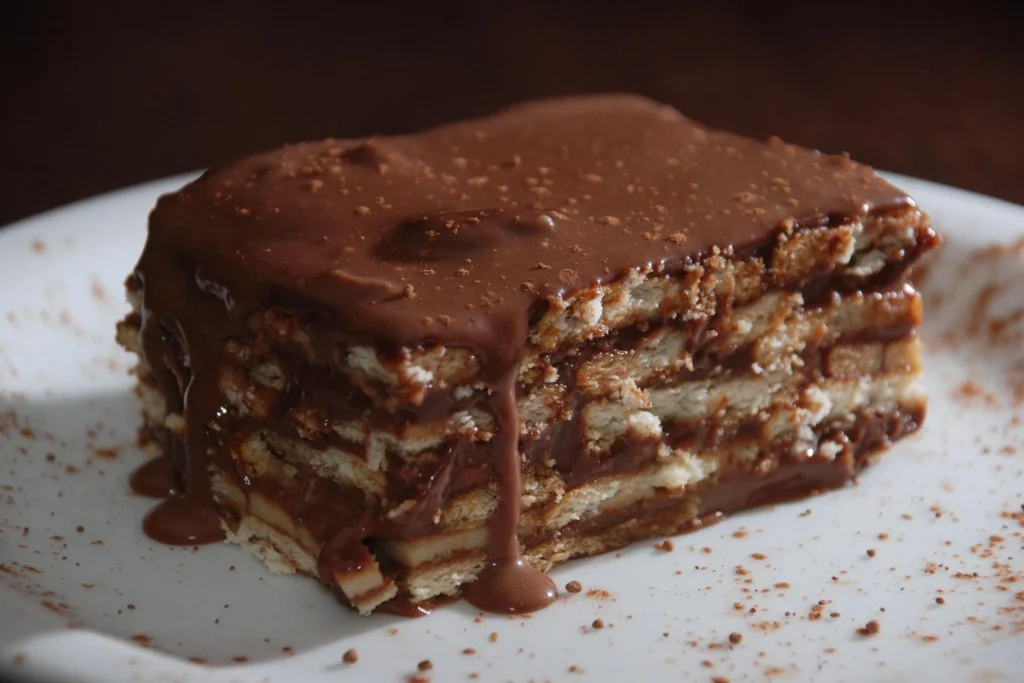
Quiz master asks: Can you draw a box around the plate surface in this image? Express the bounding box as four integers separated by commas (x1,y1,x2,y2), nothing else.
1,173,1023,683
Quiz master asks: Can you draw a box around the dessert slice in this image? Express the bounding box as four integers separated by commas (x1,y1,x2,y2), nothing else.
116,95,938,615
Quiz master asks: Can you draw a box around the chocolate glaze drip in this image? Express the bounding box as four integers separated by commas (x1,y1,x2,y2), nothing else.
129,452,177,499
136,295,226,545
127,95,916,614
462,367,557,613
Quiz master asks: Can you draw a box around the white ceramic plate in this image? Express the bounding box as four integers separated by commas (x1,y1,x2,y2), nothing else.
1,173,1023,683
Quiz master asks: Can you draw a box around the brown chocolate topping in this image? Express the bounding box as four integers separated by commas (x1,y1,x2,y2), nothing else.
129,95,913,613
142,495,223,546
129,453,177,499
462,367,556,612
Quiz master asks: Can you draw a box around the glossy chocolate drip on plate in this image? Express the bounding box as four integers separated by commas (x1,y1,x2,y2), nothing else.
129,452,177,499
128,94,912,612
462,360,557,613
134,268,233,546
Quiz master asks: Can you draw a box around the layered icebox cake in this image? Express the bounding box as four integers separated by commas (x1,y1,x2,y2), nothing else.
116,95,939,615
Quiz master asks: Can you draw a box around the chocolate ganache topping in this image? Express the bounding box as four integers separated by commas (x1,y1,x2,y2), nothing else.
129,94,912,613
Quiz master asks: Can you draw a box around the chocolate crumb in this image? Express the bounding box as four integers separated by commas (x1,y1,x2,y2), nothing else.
461,648,476,655
401,284,416,299
408,676,429,683
735,565,750,576
857,620,881,636
867,549,876,558
569,665,583,673
558,268,582,286
750,552,767,560
565,580,583,593
592,619,605,629
76,526,84,533
655,539,675,552
343,649,359,663
488,632,498,642
711,677,731,683
728,632,742,645
936,597,945,605
418,660,433,671
354,206,371,216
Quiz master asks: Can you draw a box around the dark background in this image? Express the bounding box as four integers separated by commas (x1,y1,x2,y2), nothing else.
1,1,1022,227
